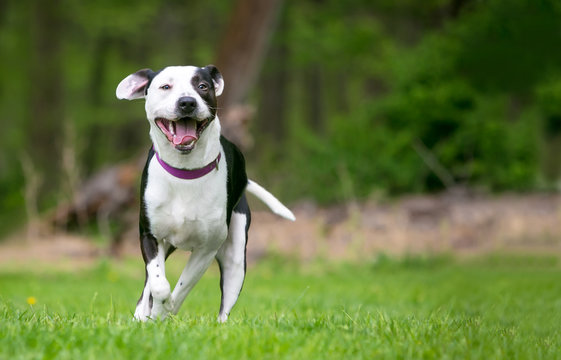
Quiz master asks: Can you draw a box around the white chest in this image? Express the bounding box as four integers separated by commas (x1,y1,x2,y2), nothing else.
144,154,228,251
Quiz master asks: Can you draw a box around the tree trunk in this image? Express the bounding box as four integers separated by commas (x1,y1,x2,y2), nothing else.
28,0,64,189
83,35,111,174
215,0,283,109
214,0,284,148
257,13,288,142
306,65,325,132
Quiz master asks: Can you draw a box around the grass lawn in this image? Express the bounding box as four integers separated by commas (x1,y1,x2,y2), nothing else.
0,254,560,359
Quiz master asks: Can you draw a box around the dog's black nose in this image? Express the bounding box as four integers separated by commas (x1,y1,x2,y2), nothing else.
177,96,197,113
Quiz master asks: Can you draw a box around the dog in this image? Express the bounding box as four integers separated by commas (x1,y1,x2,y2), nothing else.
116,65,295,322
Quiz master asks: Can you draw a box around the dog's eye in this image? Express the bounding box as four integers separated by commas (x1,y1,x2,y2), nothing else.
160,84,171,90
198,83,208,91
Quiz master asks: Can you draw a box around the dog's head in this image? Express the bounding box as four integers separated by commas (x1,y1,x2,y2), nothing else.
116,65,224,154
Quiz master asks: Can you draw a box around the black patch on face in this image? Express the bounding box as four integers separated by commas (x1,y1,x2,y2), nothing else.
191,67,219,117
144,69,162,95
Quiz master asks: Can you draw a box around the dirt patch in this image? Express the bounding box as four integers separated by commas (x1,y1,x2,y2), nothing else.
2,193,561,266
248,192,561,261
0,233,101,270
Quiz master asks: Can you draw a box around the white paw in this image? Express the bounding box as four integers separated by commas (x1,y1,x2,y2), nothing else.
134,305,150,322
133,312,147,322
150,296,174,320
217,312,228,323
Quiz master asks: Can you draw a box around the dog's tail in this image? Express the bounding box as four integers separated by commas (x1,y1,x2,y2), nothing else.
246,180,296,221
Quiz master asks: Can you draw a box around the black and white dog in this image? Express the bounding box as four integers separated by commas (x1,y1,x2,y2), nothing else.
116,65,294,322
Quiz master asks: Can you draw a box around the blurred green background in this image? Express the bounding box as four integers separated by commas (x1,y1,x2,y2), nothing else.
1,0,561,236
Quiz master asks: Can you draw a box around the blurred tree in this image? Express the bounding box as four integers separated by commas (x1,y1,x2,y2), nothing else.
256,8,289,142
215,0,283,110
455,0,561,94
536,78,561,182
253,0,552,202
1,0,561,235
28,0,64,188
214,0,284,148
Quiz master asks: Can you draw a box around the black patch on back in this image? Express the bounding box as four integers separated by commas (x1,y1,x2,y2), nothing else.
220,136,248,227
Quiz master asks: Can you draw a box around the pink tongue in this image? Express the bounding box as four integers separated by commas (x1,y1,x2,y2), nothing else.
173,119,198,145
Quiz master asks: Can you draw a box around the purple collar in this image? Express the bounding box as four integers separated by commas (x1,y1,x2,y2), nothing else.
153,148,221,180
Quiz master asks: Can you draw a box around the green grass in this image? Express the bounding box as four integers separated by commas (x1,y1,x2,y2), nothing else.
1,254,560,359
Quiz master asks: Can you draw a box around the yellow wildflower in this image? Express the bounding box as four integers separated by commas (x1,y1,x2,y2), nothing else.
26,296,37,306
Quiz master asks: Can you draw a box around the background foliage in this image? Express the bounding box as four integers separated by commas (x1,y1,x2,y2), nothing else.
1,0,561,232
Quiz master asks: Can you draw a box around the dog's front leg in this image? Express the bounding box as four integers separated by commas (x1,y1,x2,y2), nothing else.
135,234,174,321
147,242,174,320
170,249,218,315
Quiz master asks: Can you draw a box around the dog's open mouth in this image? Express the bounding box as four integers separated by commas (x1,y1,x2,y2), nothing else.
155,117,211,152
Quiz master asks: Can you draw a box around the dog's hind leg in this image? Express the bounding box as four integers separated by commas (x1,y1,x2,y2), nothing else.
215,195,251,323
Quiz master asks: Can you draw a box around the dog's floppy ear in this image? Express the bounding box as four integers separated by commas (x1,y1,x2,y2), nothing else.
204,65,224,97
116,68,155,100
